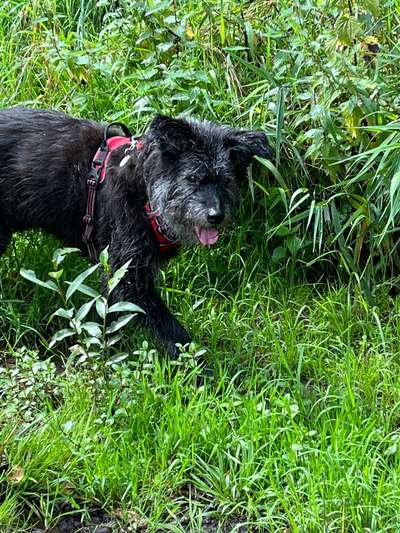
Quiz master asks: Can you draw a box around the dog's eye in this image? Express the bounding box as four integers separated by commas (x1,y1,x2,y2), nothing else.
187,175,200,184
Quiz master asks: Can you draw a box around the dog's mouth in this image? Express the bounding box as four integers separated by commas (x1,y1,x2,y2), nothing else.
195,226,219,246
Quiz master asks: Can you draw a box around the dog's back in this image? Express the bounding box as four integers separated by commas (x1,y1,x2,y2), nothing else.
0,108,102,243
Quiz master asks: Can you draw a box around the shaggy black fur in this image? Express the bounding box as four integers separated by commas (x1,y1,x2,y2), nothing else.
0,108,272,357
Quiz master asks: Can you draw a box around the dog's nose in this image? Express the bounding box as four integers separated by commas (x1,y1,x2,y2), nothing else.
207,209,224,225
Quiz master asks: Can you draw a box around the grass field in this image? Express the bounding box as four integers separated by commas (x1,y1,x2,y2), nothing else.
2,1,400,531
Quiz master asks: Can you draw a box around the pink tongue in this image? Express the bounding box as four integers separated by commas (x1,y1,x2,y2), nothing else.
195,226,219,246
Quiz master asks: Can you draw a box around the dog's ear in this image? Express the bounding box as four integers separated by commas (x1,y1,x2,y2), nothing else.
149,115,193,158
225,129,273,172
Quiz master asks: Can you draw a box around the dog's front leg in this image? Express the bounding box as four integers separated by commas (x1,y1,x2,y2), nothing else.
138,285,192,358
108,269,191,359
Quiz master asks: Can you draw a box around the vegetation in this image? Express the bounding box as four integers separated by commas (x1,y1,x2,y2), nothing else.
1,0,400,530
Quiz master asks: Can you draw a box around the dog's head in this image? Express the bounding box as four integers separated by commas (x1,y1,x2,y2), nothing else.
143,115,273,245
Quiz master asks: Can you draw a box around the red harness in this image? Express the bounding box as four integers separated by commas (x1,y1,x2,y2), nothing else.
83,130,179,263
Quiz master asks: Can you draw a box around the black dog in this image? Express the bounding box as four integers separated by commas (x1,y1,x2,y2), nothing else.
0,108,272,357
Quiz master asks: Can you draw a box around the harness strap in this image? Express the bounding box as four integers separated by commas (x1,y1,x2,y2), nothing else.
82,124,132,263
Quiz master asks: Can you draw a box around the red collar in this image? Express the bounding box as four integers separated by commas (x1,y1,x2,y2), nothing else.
144,204,180,253
89,135,180,254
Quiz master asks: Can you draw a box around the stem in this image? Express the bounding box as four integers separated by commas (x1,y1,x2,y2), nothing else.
347,0,353,16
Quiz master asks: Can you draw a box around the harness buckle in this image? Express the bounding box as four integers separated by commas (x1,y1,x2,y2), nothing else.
83,214,93,226
86,177,98,189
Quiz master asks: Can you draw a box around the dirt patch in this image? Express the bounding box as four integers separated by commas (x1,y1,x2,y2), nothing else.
31,512,257,532
30,502,258,532
180,515,254,532
32,506,118,533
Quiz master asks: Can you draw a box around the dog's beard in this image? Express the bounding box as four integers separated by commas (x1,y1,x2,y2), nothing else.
148,180,234,246
162,202,234,247
147,182,195,244
149,190,219,245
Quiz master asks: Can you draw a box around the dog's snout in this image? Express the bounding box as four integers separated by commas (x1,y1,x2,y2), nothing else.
207,208,224,225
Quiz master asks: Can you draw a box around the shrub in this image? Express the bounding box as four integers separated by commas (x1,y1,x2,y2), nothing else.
1,0,399,290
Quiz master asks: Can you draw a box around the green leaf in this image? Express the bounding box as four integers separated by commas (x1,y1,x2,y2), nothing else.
244,21,254,56
287,236,302,256
53,248,80,267
272,246,287,263
145,0,172,15
220,12,225,45
276,225,292,237
106,313,136,335
385,443,398,456
20,269,58,292
105,352,129,366
108,301,145,314
49,328,75,348
85,336,102,347
363,0,380,17
66,282,99,298
50,308,74,321
108,260,132,294
99,247,110,272
336,15,361,46
275,86,285,167
75,299,97,322
96,297,108,320
106,334,122,347
390,171,400,205
66,264,99,301
81,322,102,337
77,353,88,364
389,170,400,226
48,270,63,280
62,420,75,432
255,156,288,190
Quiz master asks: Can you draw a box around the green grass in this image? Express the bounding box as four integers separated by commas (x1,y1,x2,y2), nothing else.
3,262,400,531
2,0,400,531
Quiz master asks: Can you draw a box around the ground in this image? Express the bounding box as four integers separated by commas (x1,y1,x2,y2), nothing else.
1,233,400,531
